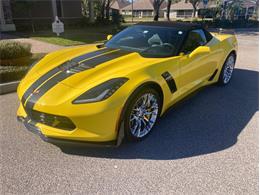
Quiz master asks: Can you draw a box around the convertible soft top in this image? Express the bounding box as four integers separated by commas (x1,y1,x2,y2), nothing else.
136,22,202,31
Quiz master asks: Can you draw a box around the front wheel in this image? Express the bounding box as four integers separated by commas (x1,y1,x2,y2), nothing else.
124,88,161,142
218,53,236,85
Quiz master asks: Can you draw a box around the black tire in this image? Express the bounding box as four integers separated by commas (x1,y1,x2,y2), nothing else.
123,87,162,142
218,53,236,86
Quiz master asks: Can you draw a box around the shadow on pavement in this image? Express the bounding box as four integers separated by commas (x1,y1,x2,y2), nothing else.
235,28,259,37
59,68,259,160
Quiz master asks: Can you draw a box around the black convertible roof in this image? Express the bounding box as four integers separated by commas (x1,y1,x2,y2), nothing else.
136,22,202,31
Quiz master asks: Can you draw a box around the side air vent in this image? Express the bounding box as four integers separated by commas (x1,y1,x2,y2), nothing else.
161,71,177,93
208,69,218,81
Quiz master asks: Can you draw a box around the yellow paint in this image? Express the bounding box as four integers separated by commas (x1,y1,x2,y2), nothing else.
17,34,237,142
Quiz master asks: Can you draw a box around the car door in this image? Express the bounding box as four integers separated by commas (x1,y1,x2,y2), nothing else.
178,29,216,95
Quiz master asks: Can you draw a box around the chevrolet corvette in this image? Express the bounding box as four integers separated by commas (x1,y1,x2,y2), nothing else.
17,22,237,146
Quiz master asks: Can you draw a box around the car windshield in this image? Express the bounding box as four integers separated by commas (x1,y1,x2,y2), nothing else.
105,25,185,58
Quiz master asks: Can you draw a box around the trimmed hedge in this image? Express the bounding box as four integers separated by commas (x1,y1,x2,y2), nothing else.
0,53,45,83
177,19,259,29
0,40,32,60
0,66,29,83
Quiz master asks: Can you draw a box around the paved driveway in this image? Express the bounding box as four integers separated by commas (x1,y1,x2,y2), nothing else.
12,38,64,53
1,34,64,53
0,31,258,194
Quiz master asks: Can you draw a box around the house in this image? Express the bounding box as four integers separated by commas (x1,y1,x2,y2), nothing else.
163,0,217,19
111,0,130,14
164,0,258,19
0,0,83,32
0,0,16,31
239,0,258,19
121,0,167,18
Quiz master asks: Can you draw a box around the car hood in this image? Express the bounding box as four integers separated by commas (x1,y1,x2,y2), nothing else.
26,44,160,90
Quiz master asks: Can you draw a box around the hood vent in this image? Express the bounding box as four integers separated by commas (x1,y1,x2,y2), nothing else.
59,60,92,74
66,62,91,74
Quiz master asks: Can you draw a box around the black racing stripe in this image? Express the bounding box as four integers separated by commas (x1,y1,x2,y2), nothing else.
25,72,68,113
21,69,59,105
24,49,133,113
73,47,114,63
82,50,132,68
66,50,132,73
21,47,114,106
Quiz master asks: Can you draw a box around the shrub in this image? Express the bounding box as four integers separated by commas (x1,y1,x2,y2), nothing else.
192,18,199,22
175,19,259,29
0,41,32,60
0,66,29,83
0,53,44,83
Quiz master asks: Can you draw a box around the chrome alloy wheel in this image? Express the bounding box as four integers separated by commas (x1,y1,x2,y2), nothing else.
129,93,159,138
223,55,235,84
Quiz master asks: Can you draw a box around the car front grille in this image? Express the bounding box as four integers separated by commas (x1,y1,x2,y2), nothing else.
25,109,76,131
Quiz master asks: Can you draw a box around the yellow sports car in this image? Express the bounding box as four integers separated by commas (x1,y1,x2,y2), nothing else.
17,22,237,146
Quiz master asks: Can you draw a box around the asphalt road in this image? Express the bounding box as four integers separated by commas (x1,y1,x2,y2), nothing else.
1,30,259,194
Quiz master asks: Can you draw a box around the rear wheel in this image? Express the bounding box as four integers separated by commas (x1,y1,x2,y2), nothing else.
218,53,236,85
124,88,161,142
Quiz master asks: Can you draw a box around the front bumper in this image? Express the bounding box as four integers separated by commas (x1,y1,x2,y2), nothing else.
17,78,129,146
17,116,119,147
17,93,124,142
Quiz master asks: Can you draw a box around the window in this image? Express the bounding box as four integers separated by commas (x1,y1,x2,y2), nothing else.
105,25,185,58
203,29,213,42
176,10,193,18
181,29,208,54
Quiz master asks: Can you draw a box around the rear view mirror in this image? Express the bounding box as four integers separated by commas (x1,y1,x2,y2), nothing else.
189,46,210,58
107,34,113,41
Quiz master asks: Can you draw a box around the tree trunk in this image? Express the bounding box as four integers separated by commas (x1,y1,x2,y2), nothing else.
221,8,225,20
221,1,227,20
166,0,172,21
153,0,164,21
255,0,259,18
105,0,110,20
100,1,105,20
192,4,197,17
88,0,94,23
154,8,160,21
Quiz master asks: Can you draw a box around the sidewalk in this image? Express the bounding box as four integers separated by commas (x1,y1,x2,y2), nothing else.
13,38,65,53
1,33,65,53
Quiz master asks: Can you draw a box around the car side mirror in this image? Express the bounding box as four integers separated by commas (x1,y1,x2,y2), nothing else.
179,52,185,57
107,34,113,41
189,46,210,58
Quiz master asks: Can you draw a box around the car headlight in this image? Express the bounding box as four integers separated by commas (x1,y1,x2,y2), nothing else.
72,78,128,104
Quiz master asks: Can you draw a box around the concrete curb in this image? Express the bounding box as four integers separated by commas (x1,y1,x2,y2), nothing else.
0,81,19,95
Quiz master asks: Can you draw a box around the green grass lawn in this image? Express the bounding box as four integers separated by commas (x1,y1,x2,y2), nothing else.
31,31,106,46
33,34,104,46
0,53,45,83
28,19,213,46
29,26,124,46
